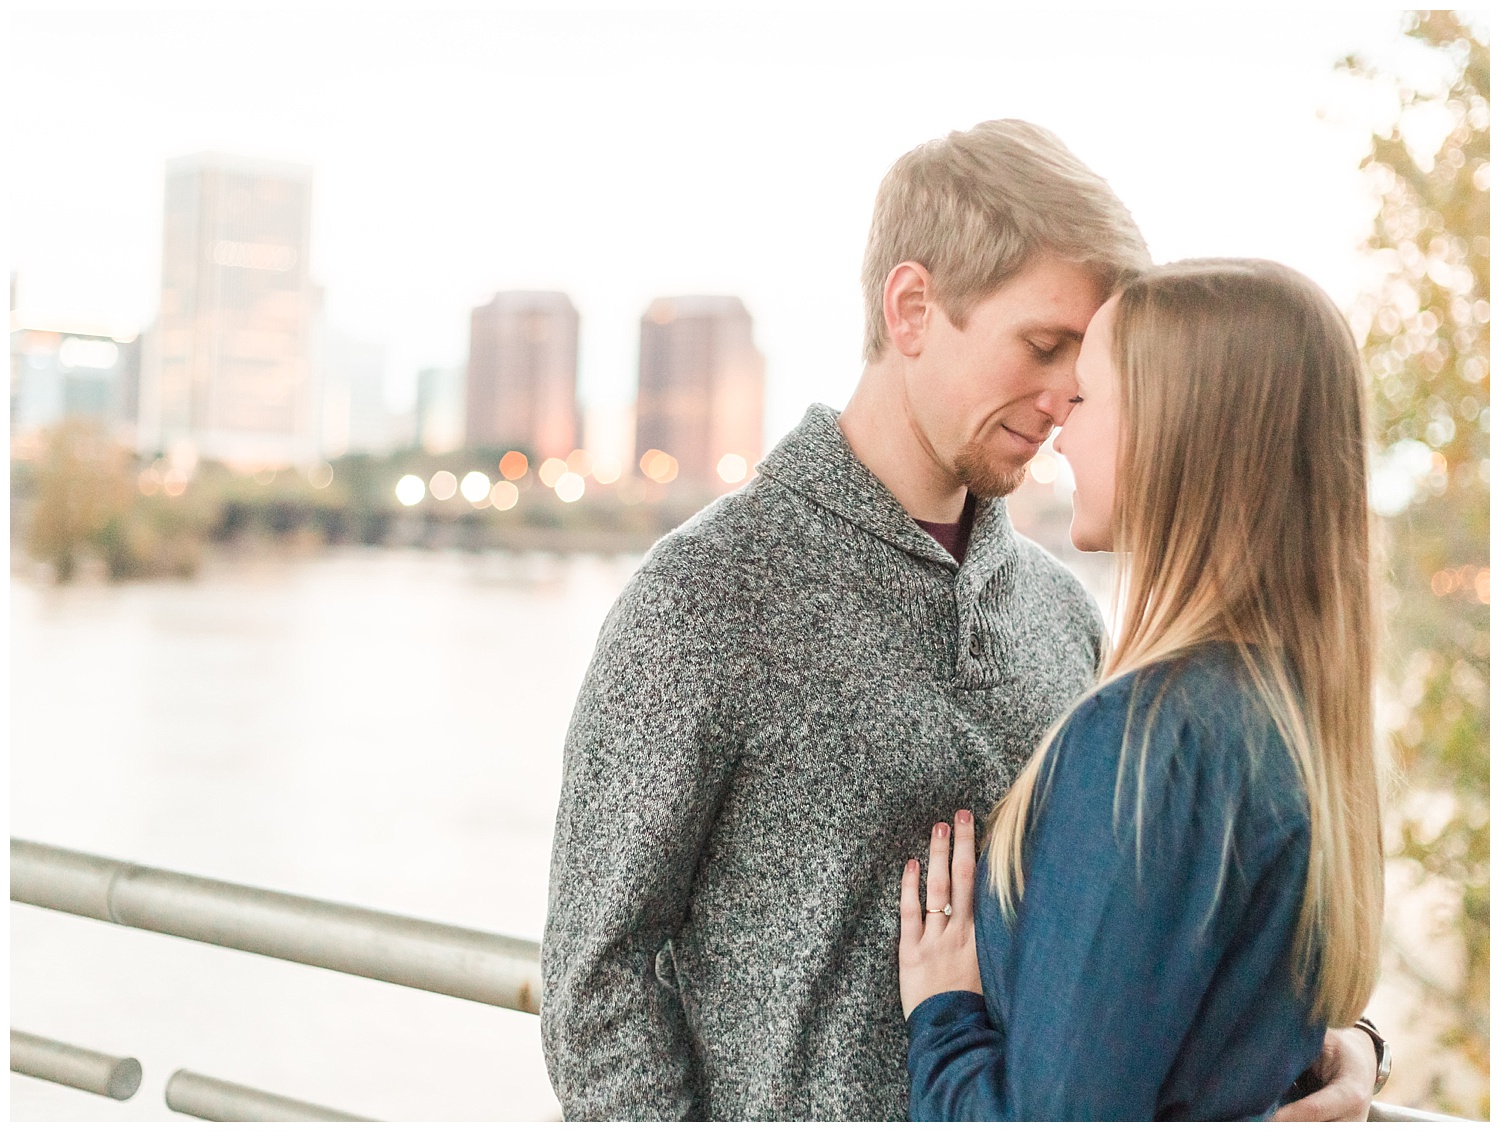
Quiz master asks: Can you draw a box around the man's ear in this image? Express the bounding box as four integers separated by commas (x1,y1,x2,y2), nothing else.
883,262,933,359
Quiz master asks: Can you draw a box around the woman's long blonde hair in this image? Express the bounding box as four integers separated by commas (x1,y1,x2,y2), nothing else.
986,258,1383,1027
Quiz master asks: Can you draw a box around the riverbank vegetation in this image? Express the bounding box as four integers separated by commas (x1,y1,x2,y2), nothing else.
11,431,708,583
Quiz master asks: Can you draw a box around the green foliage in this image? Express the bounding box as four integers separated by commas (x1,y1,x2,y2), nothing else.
26,422,126,581
1345,10,1489,1116
25,422,210,581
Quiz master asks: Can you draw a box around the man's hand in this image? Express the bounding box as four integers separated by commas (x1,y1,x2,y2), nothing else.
1273,1027,1378,1121
898,810,983,1018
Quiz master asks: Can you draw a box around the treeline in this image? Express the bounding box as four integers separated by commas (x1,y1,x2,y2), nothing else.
12,423,702,583
1347,12,1489,1117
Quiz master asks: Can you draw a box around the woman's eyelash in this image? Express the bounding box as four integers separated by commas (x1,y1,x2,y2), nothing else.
1028,341,1058,360
1067,396,1084,404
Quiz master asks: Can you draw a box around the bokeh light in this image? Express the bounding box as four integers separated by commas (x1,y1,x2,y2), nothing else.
538,457,568,488
593,456,622,484
640,449,678,483
429,470,458,500
565,449,592,478
716,453,748,484
308,462,334,489
490,481,519,510
555,472,585,502
499,451,528,480
1028,452,1058,484
460,470,491,503
1431,564,1490,604
57,337,118,369
395,474,426,506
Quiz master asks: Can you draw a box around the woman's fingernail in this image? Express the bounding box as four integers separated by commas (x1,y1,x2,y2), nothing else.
936,823,949,839
958,810,973,824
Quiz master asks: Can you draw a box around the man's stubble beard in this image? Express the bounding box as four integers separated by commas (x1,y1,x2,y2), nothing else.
954,438,1028,500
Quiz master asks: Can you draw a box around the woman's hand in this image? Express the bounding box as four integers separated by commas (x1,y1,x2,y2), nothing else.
899,809,983,1019
1271,1029,1377,1121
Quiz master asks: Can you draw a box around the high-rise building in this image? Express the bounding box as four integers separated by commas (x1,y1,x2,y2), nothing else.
141,153,317,467
465,291,579,457
635,296,764,486
317,329,390,457
415,365,465,454
10,320,141,444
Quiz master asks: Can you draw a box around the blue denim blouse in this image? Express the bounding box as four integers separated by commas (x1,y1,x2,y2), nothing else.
907,644,1325,1120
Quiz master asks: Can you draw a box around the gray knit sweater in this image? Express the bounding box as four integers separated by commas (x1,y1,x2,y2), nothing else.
541,403,1104,1120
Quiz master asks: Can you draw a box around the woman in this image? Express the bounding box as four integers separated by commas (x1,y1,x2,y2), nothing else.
898,259,1384,1120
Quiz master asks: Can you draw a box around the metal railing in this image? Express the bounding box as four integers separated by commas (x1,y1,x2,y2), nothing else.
1371,1101,1469,1122
11,838,541,1120
11,839,540,1011
10,1031,142,1101
11,839,1471,1121
165,1070,373,1122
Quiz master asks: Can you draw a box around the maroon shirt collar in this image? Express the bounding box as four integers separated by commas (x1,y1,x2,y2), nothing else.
914,492,978,565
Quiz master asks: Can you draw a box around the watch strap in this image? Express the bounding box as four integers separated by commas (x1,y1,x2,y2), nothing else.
1354,1016,1391,1094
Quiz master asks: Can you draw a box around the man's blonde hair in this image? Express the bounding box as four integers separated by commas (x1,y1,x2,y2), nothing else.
860,119,1150,363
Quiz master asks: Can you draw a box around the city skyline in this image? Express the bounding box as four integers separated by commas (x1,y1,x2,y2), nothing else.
11,162,773,478
9,9,1465,446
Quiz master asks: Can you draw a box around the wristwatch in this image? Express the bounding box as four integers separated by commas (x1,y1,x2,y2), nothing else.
1354,1016,1391,1094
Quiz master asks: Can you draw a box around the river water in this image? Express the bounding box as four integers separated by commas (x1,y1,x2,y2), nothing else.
11,547,646,1121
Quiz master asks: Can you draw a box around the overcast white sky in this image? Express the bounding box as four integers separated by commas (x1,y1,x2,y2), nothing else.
7,6,1468,443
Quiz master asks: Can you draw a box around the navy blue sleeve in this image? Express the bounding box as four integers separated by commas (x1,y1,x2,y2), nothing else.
907,684,1311,1121
906,992,1005,1121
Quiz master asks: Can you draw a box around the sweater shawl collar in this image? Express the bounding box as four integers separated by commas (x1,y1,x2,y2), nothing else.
757,403,1020,587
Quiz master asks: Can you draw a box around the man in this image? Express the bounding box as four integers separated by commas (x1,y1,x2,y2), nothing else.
542,120,1381,1120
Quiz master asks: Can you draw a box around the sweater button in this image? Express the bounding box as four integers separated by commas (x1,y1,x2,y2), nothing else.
968,631,981,658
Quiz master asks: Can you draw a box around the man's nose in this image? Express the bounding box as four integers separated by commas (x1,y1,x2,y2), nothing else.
1036,380,1079,427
